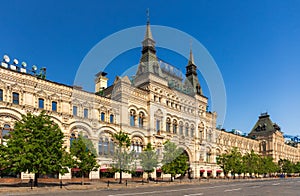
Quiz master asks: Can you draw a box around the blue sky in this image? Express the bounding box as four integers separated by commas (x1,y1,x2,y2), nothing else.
0,0,300,135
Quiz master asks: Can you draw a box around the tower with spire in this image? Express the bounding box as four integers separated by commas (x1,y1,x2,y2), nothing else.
185,48,202,95
134,12,165,87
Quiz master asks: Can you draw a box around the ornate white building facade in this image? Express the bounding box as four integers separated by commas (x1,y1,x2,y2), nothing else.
1,22,299,179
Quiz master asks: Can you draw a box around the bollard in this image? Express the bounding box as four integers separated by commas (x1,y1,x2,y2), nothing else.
29,178,33,189
156,179,158,184
126,180,128,187
142,179,144,185
107,180,110,188
60,180,62,189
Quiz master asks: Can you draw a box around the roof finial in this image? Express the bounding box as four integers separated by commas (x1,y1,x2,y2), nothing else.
146,8,150,24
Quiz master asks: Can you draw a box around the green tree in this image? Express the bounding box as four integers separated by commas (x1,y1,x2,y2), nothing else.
226,148,243,179
242,150,260,177
259,156,278,176
278,159,295,174
111,131,135,184
294,162,300,173
2,112,70,186
161,141,189,181
216,153,230,177
70,134,99,185
139,143,158,181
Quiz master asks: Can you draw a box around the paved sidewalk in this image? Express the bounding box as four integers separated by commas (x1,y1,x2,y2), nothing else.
0,177,281,195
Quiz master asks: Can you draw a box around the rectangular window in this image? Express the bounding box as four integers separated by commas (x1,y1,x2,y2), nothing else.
12,92,19,104
84,108,88,118
38,98,44,109
185,127,189,136
73,106,78,116
52,101,57,111
156,120,160,132
0,89,3,101
179,125,183,135
206,153,211,163
101,112,105,121
130,115,135,126
109,114,114,123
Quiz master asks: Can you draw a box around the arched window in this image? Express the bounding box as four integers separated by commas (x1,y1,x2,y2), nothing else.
70,133,76,147
104,138,109,155
207,130,212,142
179,122,183,135
101,112,105,121
190,125,194,137
98,138,103,155
109,114,114,123
73,106,78,116
52,101,57,111
166,118,171,132
138,112,144,128
206,152,211,163
38,98,44,109
1,124,12,144
131,138,143,156
198,123,204,140
130,110,136,126
84,108,89,118
173,120,177,134
135,141,139,152
156,119,161,132
0,89,3,101
185,123,189,136
99,136,115,156
110,139,115,155
12,92,19,104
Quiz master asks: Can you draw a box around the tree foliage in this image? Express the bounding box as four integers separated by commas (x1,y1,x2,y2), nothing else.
278,159,295,174
1,112,70,186
70,134,99,184
139,143,158,180
111,131,135,183
217,148,280,178
161,141,189,180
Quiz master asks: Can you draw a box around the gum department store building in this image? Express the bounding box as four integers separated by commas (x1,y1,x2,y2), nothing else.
0,22,299,180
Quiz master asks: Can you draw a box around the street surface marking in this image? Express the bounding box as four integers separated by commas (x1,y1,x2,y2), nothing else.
272,183,280,186
250,185,260,188
224,188,241,192
108,185,235,196
184,193,204,196
108,181,279,196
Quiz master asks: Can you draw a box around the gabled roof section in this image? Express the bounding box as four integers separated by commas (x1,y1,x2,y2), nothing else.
248,113,282,138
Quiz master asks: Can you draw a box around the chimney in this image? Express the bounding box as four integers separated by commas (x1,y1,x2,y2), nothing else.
95,72,108,93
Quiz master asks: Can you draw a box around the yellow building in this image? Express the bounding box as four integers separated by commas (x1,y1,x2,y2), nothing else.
0,22,299,180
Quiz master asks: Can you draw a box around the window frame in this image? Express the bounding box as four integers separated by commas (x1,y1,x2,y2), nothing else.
38,98,44,109
12,92,19,104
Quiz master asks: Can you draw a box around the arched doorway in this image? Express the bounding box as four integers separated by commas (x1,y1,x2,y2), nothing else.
182,150,192,179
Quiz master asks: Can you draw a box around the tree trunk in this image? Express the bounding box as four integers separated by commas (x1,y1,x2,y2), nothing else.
119,171,122,184
34,173,38,187
81,171,84,185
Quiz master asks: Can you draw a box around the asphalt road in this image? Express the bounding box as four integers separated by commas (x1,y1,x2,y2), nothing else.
8,178,300,196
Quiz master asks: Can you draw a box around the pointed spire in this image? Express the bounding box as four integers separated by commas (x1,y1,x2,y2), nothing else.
144,8,153,40
189,48,195,65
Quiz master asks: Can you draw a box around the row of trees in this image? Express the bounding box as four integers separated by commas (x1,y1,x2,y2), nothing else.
217,147,300,178
0,112,189,185
109,131,189,183
0,112,98,186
